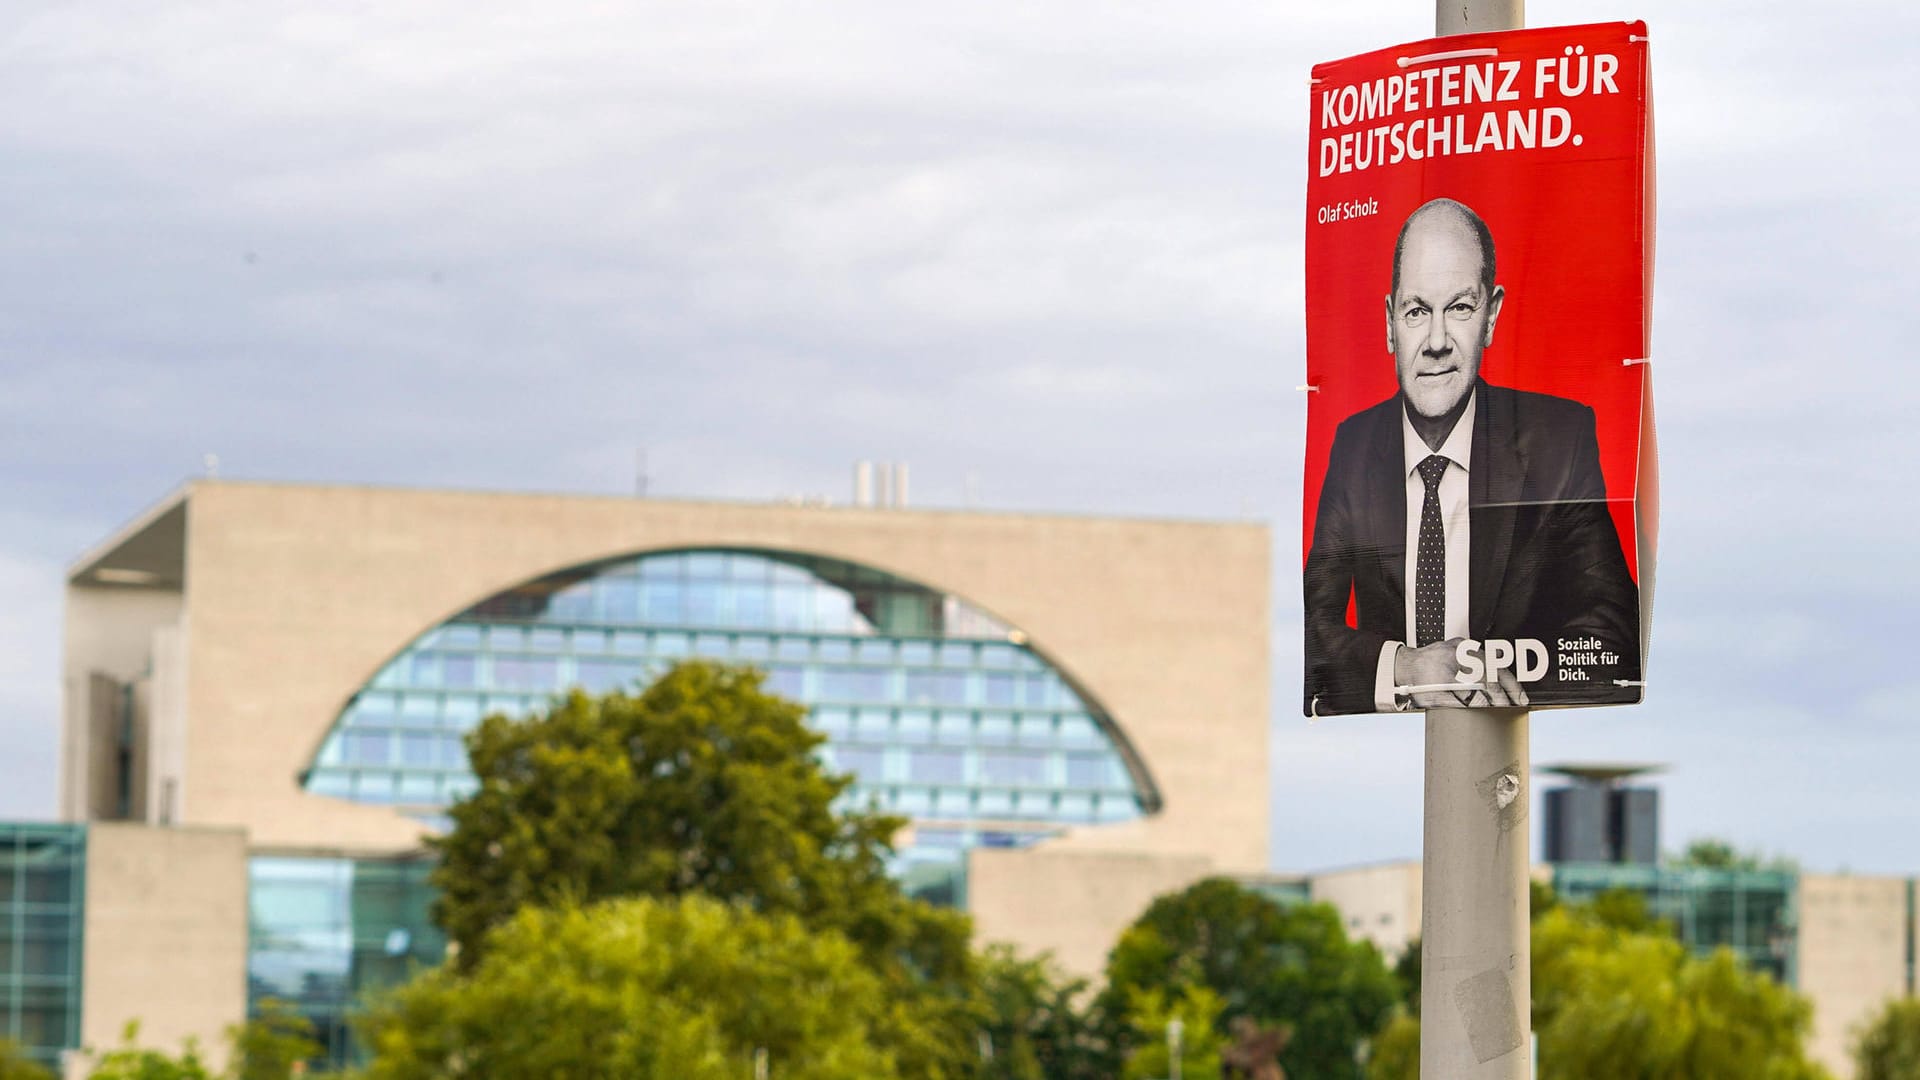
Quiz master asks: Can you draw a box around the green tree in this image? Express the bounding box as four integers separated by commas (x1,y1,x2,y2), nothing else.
974,946,1110,1080
1532,904,1830,1079
0,1041,55,1080
1587,886,1672,936
84,1024,214,1080
1669,838,1798,874
425,662,976,1076
1121,985,1226,1080
359,895,904,1079
1101,878,1398,1080
1853,996,1920,1080
229,999,320,1080
1363,1012,1418,1080
1359,893,1829,1080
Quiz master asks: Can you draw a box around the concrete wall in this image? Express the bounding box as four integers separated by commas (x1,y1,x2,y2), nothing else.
1798,873,1912,1078
967,846,1217,980
61,587,182,822
124,481,1270,864
79,824,249,1070
1310,861,1423,960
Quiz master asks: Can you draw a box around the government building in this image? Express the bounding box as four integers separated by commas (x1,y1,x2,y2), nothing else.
24,479,1271,1069
4,478,1912,1078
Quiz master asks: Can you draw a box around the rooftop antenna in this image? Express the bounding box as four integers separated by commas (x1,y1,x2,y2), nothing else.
202,453,220,478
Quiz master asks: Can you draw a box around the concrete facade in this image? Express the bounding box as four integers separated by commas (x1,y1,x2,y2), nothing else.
60,479,1272,994
76,824,249,1073
1798,873,1913,1077
1311,860,1424,961
968,847,1217,981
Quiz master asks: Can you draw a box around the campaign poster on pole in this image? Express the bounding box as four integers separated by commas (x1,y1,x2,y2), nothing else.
1302,22,1655,717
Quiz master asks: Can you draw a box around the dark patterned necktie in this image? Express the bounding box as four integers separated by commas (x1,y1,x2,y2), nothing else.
1415,455,1450,647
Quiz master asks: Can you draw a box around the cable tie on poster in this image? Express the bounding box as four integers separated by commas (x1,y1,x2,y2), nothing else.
1397,47,1499,69
1296,384,1320,393
1613,679,1647,687
1622,357,1650,366
1310,77,1325,86
1629,34,1648,43
1309,694,1322,720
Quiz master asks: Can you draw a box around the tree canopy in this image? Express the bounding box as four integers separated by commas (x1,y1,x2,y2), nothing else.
1368,886,1830,1080
422,661,977,1076
0,1042,54,1080
1101,877,1398,1079
973,945,1112,1080
1852,996,1920,1080
358,895,905,1080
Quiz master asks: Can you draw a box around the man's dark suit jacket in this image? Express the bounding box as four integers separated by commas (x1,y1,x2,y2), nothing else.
1303,382,1641,715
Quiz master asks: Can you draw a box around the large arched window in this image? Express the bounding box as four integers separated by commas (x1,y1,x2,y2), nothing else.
302,548,1154,893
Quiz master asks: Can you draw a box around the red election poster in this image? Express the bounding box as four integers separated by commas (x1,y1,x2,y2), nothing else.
1302,22,1655,717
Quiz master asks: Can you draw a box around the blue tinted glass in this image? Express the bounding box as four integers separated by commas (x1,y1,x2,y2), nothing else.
639,553,684,579
905,670,970,705
1065,755,1111,788
981,751,1048,786
910,748,966,784
345,732,389,766
833,746,887,782
400,733,436,767
897,709,934,743
642,581,683,623
578,659,641,693
308,548,1146,872
766,665,806,698
819,667,889,700
686,552,728,579
733,587,772,628
493,657,557,691
685,582,723,626
549,583,594,621
442,655,477,688
983,673,1016,706
599,580,639,622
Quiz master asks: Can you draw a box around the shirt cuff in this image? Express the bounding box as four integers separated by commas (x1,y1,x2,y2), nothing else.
1375,642,1406,712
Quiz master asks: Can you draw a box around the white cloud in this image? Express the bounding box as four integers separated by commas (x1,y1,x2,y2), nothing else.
4,0,1920,870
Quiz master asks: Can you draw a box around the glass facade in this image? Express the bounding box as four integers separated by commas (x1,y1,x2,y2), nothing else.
248,855,445,1067
0,824,85,1070
301,548,1153,891
1552,863,1799,984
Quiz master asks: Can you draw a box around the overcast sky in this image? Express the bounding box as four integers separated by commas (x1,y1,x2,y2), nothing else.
4,0,1916,874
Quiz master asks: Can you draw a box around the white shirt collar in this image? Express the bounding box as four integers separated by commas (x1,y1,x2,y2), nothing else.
1402,387,1476,477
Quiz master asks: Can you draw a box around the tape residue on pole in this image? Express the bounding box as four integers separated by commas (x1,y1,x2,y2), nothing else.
1453,966,1525,1063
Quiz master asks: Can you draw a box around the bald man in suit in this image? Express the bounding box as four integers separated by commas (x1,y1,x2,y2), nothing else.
1304,198,1640,716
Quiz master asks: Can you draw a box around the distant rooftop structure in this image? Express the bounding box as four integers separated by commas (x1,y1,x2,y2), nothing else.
1539,763,1667,785
1541,762,1666,867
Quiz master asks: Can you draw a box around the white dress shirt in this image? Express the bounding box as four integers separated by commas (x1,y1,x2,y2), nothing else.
1374,392,1475,710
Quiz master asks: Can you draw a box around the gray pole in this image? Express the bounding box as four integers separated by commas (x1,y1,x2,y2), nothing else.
1418,0,1531,1071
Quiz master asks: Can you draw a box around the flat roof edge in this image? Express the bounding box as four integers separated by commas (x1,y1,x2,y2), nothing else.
66,482,193,583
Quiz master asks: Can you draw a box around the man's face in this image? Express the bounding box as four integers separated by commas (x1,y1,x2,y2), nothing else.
1385,215,1504,420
